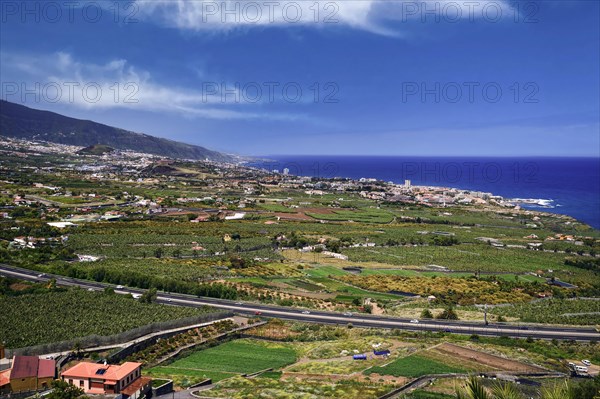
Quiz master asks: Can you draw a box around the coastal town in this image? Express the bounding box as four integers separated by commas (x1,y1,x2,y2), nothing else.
0,136,567,221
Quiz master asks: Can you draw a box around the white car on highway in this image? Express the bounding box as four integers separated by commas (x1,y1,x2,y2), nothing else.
301,310,311,314
410,319,419,324
116,285,124,289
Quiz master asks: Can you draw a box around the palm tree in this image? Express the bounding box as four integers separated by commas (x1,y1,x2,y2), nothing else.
456,377,492,399
489,382,524,399
540,380,572,399
456,377,573,399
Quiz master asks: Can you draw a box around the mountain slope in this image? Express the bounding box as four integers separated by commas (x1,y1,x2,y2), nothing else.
0,100,233,162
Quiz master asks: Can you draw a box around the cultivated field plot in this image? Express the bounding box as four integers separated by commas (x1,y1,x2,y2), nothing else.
365,353,466,378
431,343,546,373
364,342,546,379
146,339,296,386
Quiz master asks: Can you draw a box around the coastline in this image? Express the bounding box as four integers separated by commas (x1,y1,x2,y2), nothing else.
249,155,600,229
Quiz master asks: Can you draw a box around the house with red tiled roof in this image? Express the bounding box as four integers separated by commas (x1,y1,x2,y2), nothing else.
61,361,150,398
0,369,11,395
1,356,55,393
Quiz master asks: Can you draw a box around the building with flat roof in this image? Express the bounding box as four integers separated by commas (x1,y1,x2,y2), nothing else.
61,361,149,398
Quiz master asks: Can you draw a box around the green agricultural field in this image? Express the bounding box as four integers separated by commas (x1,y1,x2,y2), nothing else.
365,354,466,377
146,339,297,386
305,265,350,278
0,288,214,348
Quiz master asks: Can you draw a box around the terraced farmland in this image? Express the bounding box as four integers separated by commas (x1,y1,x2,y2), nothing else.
146,339,297,386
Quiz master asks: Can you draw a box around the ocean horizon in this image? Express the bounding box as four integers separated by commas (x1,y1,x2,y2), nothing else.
250,156,600,229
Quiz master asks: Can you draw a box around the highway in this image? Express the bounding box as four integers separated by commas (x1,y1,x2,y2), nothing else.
1,264,599,342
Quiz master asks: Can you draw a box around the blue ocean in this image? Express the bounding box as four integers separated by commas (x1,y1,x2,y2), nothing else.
251,156,600,229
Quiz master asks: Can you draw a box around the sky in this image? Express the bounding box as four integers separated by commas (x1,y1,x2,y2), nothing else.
1,0,599,156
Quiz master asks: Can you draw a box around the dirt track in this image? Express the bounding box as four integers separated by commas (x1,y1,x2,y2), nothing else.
274,212,314,221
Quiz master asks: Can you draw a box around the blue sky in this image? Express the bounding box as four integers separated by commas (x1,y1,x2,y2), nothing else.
1,0,599,156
